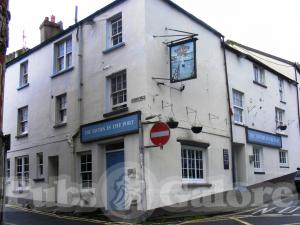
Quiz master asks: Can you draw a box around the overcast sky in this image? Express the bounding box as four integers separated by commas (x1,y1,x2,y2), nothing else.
8,0,300,62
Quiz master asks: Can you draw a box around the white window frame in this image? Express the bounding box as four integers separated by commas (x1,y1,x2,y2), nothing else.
279,150,289,167
56,93,67,124
20,61,28,87
37,153,43,177
275,107,285,128
253,64,265,85
80,152,92,189
16,156,29,189
107,70,127,111
17,106,28,135
233,89,244,124
253,146,264,173
279,78,285,102
181,145,206,184
54,37,72,74
107,13,122,48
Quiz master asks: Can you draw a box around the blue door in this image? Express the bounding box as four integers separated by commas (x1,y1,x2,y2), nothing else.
106,150,125,210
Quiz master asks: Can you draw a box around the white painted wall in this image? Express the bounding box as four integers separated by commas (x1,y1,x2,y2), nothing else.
226,49,300,186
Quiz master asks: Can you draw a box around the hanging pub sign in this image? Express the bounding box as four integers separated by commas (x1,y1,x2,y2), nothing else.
169,38,197,83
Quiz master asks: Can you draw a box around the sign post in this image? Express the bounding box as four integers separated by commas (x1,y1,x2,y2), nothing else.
150,122,170,149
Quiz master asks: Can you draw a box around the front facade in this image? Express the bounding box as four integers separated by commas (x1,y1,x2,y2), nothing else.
3,0,300,213
226,43,300,187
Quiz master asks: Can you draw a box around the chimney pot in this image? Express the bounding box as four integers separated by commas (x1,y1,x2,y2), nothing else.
45,17,49,21
51,15,55,23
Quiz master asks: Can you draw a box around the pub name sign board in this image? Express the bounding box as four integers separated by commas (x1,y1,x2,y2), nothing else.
80,112,140,143
246,128,282,148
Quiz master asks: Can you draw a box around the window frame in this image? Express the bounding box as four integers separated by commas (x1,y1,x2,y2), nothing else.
253,64,265,85
232,89,244,124
37,153,44,177
253,146,264,173
275,107,285,128
54,37,72,74
80,152,92,189
56,93,67,124
181,145,206,184
16,155,29,189
278,78,285,102
20,61,29,87
107,13,123,48
107,70,127,111
279,150,289,167
17,106,28,135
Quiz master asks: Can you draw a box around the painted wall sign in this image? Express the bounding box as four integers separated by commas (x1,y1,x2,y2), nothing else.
80,112,140,143
223,149,229,170
170,38,197,83
131,95,146,103
246,128,282,148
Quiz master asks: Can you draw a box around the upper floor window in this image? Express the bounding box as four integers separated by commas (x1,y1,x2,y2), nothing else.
55,37,72,73
17,106,28,135
108,70,127,111
279,78,285,102
20,61,28,87
109,14,122,47
16,155,29,188
80,152,92,189
181,145,206,183
275,108,285,128
253,64,265,85
233,89,244,124
56,94,67,124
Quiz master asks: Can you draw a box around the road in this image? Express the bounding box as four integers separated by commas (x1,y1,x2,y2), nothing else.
4,194,300,225
176,194,300,225
4,205,106,225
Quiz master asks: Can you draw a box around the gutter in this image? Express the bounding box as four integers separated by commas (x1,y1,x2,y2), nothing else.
294,65,300,136
221,37,236,186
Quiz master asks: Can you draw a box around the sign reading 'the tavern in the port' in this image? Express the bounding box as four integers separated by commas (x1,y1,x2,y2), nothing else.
246,128,282,148
80,112,140,143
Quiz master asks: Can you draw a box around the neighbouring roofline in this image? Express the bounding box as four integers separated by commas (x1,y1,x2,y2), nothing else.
224,43,297,84
6,0,223,68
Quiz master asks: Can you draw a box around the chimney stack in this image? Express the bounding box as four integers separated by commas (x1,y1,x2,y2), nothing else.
39,15,63,43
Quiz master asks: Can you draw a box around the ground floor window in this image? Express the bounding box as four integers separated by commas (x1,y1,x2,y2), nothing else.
6,158,10,180
253,146,264,172
181,145,205,183
279,150,288,167
16,156,29,188
80,152,92,189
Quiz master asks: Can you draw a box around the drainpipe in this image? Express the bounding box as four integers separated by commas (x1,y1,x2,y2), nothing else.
293,65,300,138
221,37,236,187
139,116,147,215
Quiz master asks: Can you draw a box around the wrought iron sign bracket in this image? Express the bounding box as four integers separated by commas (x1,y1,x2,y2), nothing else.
153,27,198,45
152,77,185,92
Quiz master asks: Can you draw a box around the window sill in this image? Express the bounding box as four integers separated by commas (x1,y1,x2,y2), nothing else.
234,122,246,127
53,122,67,129
276,132,288,137
103,106,128,118
253,80,267,88
280,100,287,104
182,182,212,188
17,83,29,91
15,133,28,139
254,171,266,175
51,66,74,78
102,42,125,54
33,178,45,183
280,166,289,168
13,189,30,194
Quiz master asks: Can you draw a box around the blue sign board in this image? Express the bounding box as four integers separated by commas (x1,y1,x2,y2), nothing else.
246,128,282,148
80,112,140,143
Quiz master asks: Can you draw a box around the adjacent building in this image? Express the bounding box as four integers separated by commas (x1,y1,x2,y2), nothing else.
3,0,300,213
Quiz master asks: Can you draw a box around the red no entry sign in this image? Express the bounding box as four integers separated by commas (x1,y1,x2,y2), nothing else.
150,122,170,147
